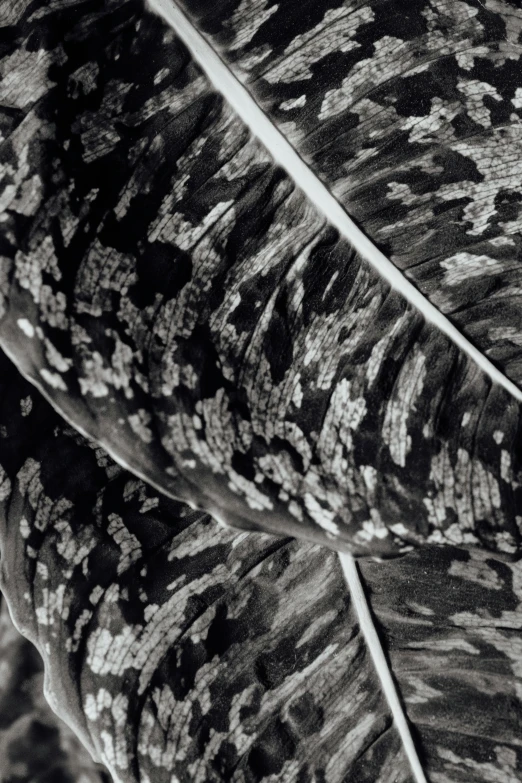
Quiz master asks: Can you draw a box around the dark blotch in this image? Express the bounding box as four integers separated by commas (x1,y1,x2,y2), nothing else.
247,720,296,779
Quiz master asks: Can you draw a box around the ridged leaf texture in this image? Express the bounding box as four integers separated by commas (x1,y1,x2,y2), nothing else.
1,0,522,781
2,0,522,553
1,349,522,782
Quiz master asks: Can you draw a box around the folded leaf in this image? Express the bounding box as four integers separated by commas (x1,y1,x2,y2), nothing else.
1,0,522,554
1,349,522,782
0,595,110,783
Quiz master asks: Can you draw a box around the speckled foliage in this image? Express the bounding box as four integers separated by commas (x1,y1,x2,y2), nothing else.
1,0,522,555
3,1,522,781
0,594,110,783
179,0,522,381
1,348,522,783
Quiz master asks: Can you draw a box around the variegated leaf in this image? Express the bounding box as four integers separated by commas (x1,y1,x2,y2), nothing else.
1,0,522,554
166,0,522,383
1,349,522,783
3,2,522,782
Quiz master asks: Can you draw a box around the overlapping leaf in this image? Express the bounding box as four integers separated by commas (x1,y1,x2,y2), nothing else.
1,348,522,782
1,0,522,554
2,2,522,782
174,0,522,378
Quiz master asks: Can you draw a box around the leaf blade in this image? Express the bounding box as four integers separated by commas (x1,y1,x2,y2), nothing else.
170,0,522,385
149,0,522,405
2,350,522,781
0,350,416,782
1,0,521,554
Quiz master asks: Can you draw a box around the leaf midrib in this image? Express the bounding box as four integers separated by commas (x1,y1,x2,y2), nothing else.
148,0,522,406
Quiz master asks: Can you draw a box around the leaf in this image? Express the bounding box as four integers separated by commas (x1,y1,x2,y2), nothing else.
1,348,522,783
1,0,522,554
163,0,522,378
2,2,522,782
0,594,110,782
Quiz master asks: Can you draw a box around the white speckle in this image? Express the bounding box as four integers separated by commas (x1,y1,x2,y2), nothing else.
361,465,378,493
280,95,306,111
89,585,105,605
227,470,274,511
0,465,10,502
128,409,154,444
144,604,159,622
40,368,67,390
456,46,489,71
17,318,34,337
19,517,30,539
153,67,170,85
139,497,159,514
291,378,303,408
84,688,113,721
512,87,522,109
35,584,67,626
20,396,32,416
304,493,339,536
356,518,389,543
489,235,515,247
390,522,410,538
288,500,303,521
441,252,506,286
227,0,278,52
383,349,426,467
501,450,512,484
493,430,504,445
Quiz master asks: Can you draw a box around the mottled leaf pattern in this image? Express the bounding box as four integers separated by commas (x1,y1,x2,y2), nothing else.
0,349,404,783
2,1,522,782
1,0,522,555
170,0,522,382
1,349,522,782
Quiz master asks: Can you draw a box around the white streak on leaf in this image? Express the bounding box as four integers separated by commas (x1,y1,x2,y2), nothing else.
339,554,427,783
148,0,522,404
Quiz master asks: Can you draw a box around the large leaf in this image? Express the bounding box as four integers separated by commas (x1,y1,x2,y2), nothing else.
2,2,522,782
1,0,522,554
156,0,522,383
1,348,522,782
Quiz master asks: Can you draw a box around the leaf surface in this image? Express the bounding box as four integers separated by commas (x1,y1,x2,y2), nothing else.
3,3,522,781
162,0,522,383
0,594,110,782
1,349,522,783
1,0,522,554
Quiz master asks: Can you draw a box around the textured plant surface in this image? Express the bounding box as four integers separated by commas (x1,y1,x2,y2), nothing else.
0,593,110,783
2,0,522,554
1,0,522,781
2,346,522,782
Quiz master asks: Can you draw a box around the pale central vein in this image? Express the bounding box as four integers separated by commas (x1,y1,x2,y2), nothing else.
148,0,522,404
339,553,427,783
